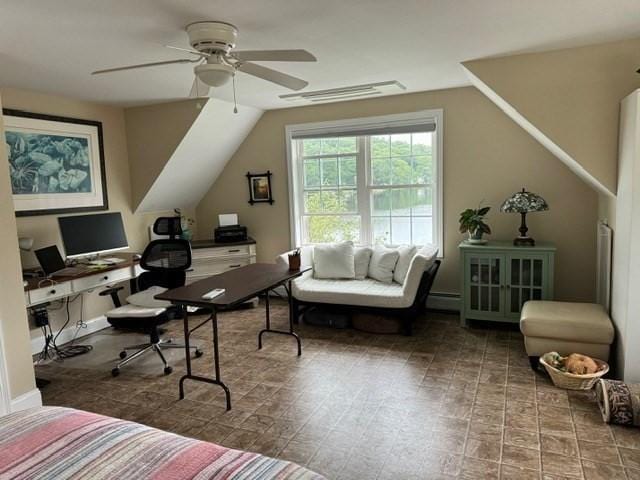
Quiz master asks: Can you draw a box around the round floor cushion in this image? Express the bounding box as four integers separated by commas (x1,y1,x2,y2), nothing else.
352,312,401,334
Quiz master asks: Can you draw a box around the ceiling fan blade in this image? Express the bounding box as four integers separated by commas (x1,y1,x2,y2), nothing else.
237,62,308,90
92,58,196,75
165,44,209,58
189,76,211,98
232,49,316,62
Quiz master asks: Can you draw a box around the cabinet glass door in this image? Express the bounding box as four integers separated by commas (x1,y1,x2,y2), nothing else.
467,255,504,315
507,255,545,317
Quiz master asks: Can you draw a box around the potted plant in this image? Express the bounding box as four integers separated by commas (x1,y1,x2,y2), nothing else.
459,205,491,244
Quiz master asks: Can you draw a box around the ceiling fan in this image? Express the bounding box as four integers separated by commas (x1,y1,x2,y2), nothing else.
92,21,316,97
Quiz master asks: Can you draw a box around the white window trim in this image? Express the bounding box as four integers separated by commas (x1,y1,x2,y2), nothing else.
285,109,444,256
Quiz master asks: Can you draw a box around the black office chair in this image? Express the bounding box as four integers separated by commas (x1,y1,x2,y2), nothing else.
101,217,202,377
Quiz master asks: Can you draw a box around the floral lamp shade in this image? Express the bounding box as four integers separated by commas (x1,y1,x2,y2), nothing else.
500,189,549,213
501,188,548,246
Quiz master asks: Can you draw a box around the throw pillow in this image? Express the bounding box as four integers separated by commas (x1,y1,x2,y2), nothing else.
313,241,355,279
354,247,373,280
393,245,418,284
368,245,400,283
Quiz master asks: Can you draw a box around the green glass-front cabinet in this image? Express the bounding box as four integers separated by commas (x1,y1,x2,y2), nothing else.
459,241,555,326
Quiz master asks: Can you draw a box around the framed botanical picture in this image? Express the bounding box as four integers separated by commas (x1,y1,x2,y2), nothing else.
246,171,274,205
3,109,108,216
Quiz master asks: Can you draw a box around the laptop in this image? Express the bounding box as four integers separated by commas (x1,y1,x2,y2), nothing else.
34,245,85,277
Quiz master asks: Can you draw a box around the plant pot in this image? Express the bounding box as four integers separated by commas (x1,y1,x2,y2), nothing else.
180,229,193,241
467,229,487,245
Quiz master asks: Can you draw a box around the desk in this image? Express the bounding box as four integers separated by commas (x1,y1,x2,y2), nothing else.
156,263,310,410
24,254,141,307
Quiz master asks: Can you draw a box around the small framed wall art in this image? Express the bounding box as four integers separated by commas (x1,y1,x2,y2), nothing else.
246,171,274,205
3,109,108,216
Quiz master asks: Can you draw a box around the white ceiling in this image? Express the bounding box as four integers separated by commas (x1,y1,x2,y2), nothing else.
2,0,640,110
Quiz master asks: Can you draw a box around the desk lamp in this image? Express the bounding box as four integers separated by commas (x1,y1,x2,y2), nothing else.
501,188,548,246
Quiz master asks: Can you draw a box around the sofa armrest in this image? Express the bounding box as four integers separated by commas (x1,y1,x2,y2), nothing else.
275,246,314,269
276,251,291,268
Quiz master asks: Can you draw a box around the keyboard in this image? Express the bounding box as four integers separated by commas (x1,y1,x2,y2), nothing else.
87,257,126,266
51,267,86,277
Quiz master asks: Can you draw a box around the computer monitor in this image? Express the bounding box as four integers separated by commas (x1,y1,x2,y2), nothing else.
58,212,128,259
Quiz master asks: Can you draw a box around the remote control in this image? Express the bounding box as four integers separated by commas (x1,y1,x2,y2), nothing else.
202,288,225,300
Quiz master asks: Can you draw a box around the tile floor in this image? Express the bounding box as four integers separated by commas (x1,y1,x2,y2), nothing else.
36,301,640,480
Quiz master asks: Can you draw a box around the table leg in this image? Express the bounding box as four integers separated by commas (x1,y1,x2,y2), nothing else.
178,307,232,410
179,305,191,399
257,282,302,356
258,292,270,350
288,280,302,356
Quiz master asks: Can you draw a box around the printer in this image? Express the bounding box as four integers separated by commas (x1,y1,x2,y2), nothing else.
214,213,247,243
214,224,248,243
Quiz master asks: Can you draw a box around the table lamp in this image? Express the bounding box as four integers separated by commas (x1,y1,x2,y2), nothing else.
500,188,548,246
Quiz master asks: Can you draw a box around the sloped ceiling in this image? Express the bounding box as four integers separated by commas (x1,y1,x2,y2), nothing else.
462,36,640,197
131,98,262,213
125,99,205,209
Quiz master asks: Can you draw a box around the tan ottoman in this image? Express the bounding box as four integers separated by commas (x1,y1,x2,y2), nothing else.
520,301,614,370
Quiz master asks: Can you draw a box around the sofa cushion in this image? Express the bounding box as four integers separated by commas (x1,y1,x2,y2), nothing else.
368,245,399,283
520,301,614,344
393,245,417,284
313,241,355,279
292,276,412,308
354,247,373,280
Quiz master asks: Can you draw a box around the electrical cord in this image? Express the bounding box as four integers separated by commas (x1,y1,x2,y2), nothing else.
49,295,93,360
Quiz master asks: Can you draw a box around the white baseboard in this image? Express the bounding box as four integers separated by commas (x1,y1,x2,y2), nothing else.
31,315,110,356
11,388,42,412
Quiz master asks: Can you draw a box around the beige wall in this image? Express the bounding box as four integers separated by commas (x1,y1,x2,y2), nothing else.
125,99,205,210
197,86,598,302
0,87,174,341
0,92,37,400
464,37,640,196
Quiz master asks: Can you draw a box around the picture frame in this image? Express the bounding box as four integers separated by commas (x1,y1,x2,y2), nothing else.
3,108,108,217
246,171,274,205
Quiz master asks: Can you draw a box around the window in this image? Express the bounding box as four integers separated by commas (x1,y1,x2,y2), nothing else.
286,110,443,252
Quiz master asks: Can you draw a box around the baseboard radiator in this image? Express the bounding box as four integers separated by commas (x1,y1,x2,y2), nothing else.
597,221,613,312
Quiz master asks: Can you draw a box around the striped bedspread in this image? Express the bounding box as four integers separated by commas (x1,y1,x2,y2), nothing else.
0,407,324,480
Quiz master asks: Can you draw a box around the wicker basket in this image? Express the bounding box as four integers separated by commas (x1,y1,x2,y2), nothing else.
540,353,609,390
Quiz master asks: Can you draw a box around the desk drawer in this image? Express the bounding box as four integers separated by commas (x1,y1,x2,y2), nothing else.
29,282,73,305
188,258,251,278
71,267,132,292
192,245,252,260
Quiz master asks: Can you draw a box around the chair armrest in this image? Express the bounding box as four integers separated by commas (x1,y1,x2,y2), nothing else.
100,285,124,308
99,286,124,297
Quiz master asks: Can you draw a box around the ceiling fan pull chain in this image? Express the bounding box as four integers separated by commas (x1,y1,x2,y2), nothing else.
232,73,238,114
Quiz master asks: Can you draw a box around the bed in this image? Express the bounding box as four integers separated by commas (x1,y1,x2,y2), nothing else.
0,407,324,480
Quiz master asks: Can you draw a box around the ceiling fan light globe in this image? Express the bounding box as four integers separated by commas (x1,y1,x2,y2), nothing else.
195,63,234,87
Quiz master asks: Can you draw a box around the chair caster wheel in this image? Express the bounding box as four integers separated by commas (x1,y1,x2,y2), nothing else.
111,368,120,377
194,349,203,358
119,351,127,359
164,366,173,375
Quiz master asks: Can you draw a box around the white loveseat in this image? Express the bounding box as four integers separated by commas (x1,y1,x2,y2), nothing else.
276,244,440,335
